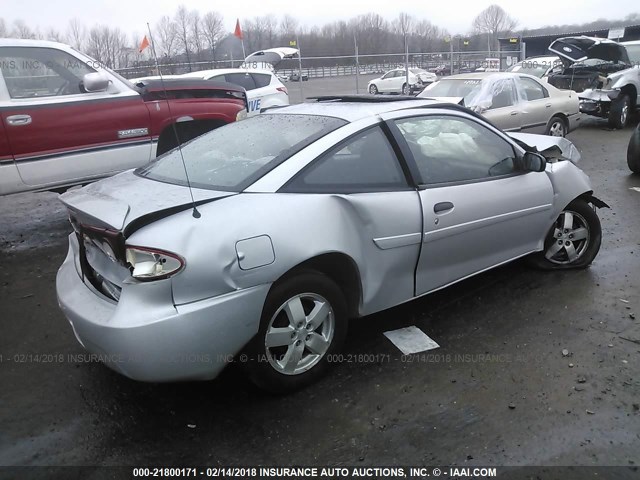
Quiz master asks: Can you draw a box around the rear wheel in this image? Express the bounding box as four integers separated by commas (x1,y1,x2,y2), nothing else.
369,84,378,95
608,94,630,129
545,116,567,137
243,272,348,393
402,83,410,95
527,198,601,270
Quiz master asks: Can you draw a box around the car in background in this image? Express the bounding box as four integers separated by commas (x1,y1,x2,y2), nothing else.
57,96,605,393
368,68,434,95
418,72,580,137
547,36,640,128
180,68,289,116
288,70,309,82
0,39,247,196
628,122,640,173
506,55,562,79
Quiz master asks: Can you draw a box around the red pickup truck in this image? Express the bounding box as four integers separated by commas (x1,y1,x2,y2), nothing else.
0,39,248,195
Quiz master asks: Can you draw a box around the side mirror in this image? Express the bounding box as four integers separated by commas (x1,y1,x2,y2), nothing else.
523,151,547,172
82,72,110,93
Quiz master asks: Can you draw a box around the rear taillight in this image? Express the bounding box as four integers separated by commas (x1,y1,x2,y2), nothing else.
276,86,288,95
125,246,185,281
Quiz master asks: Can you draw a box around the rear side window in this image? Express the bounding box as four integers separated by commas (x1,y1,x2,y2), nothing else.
137,114,346,191
283,126,408,193
519,76,547,101
252,73,272,88
224,73,256,90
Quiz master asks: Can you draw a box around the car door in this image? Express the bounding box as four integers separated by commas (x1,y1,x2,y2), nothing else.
281,124,422,315
0,45,152,188
480,77,523,132
517,76,553,134
379,71,397,93
382,111,554,295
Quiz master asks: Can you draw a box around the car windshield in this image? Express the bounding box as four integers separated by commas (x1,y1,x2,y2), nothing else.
421,79,482,101
410,69,426,74
626,44,640,64
137,114,346,191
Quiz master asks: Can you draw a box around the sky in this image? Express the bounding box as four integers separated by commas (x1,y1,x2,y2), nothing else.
2,0,638,41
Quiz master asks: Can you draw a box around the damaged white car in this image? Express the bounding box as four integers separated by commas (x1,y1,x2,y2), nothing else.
547,36,640,128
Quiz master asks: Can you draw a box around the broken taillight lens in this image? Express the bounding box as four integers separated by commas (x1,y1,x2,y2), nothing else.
125,246,185,281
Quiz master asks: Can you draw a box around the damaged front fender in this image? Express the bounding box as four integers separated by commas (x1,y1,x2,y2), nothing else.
578,88,619,103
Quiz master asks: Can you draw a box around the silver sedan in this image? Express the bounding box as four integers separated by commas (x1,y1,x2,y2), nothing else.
56,97,606,392
418,72,581,137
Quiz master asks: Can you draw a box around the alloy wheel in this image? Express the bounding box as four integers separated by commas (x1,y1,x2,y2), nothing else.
544,210,590,265
264,293,335,375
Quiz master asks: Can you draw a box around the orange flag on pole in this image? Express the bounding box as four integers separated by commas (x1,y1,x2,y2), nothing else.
139,35,150,53
234,19,243,40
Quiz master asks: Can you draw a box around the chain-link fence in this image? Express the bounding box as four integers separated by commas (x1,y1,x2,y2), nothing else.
115,47,525,80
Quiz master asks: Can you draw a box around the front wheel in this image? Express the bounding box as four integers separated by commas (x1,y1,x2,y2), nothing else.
402,83,410,95
369,84,378,94
628,123,640,174
243,272,348,393
527,198,602,270
545,116,567,137
608,94,630,129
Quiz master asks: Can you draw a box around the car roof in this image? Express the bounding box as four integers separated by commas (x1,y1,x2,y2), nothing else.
0,38,70,48
181,68,274,78
621,40,640,45
264,98,452,122
517,55,559,62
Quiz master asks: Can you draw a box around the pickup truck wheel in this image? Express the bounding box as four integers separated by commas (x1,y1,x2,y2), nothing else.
608,94,630,129
545,116,567,137
526,199,601,270
243,272,348,394
628,123,640,174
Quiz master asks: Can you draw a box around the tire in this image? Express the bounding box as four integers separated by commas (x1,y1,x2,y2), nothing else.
608,94,630,129
527,198,602,270
545,116,567,137
402,83,410,95
628,124,640,174
369,84,378,95
243,272,348,393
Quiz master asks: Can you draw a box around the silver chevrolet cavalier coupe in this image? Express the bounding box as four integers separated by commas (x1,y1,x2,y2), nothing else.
56,96,607,392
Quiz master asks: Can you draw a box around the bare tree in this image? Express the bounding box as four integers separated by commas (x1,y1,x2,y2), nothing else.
45,28,65,42
175,5,193,68
156,16,178,60
472,4,518,52
86,25,128,68
280,14,298,39
12,19,36,39
262,14,278,47
202,11,224,60
189,10,204,60
67,19,86,50
0,18,8,37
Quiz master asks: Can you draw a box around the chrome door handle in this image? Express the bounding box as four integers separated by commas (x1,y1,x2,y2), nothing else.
545,103,552,108
6,114,32,126
434,201,454,213
510,111,518,116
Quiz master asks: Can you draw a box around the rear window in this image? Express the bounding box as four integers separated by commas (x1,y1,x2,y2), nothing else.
252,73,272,88
420,79,482,102
137,114,346,191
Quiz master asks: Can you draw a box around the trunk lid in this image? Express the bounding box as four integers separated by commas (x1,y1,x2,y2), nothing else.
60,170,234,233
549,36,630,65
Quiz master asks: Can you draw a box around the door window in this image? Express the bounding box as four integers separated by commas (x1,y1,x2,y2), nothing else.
283,126,408,193
518,76,548,101
394,115,518,184
0,46,96,99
